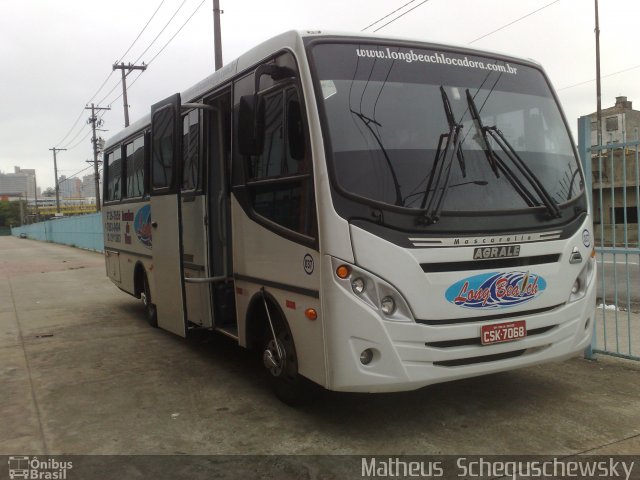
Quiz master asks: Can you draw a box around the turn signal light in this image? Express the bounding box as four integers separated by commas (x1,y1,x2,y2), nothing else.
591,247,596,258
305,308,318,320
336,265,351,279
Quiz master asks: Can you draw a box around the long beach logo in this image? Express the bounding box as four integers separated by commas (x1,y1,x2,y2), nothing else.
134,205,152,248
445,271,546,309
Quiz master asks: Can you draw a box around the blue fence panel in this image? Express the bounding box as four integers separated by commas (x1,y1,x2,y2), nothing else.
578,115,640,361
11,213,104,252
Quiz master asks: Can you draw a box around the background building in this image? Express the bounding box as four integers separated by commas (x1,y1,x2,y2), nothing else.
59,175,82,198
82,174,96,198
0,166,37,199
587,96,639,246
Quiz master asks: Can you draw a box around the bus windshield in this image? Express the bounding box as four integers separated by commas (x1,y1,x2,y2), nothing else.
310,43,583,214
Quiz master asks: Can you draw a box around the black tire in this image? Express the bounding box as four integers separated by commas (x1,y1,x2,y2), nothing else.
262,310,317,407
141,272,158,328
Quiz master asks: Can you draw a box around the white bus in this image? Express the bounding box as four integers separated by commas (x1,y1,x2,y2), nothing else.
102,31,596,405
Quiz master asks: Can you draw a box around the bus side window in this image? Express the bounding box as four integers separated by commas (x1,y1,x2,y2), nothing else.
248,86,315,237
152,106,175,190
182,110,200,191
287,92,305,162
125,136,145,198
106,148,122,201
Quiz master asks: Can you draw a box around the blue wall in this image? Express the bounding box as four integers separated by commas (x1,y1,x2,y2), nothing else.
11,213,104,252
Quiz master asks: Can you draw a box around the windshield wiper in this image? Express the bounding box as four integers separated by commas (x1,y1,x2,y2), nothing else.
419,86,463,224
465,89,561,219
466,89,538,208
350,109,403,206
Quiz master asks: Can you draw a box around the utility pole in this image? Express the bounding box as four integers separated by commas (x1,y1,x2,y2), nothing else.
213,0,223,70
19,193,25,225
86,104,110,211
595,0,602,148
49,147,66,214
34,175,40,222
112,62,147,127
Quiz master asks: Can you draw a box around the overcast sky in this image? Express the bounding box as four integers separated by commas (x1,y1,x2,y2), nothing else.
1,0,638,190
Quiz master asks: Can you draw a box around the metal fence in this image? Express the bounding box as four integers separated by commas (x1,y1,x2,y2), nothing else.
11,213,104,252
578,116,640,361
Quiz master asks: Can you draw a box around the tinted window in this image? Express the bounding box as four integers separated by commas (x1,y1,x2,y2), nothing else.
126,136,145,197
245,86,315,237
152,106,174,190
310,43,582,211
182,110,200,191
106,148,122,201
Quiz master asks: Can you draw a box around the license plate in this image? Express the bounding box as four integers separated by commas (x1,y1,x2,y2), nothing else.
481,320,527,345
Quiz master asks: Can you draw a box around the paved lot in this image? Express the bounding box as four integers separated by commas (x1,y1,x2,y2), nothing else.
1,236,640,456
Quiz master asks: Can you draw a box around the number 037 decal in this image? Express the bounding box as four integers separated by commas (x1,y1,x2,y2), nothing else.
303,254,314,275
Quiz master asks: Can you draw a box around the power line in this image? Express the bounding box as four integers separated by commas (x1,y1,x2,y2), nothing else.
147,0,207,65
64,130,93,151
361,0,419,31
111,0,207,108
54,0,168,147
118,0,167,63
557,63,640,91
55,108,86,146
133,0,189,65
372,0,431,32
58,164,95,185
467,0,561,45
60,124,90,150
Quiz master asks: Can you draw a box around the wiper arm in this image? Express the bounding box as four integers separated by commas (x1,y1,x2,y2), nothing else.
350,109,403,206
419,87,463,224
485,126,561,218
466,89,499,178
441,86,467,178
466,89,538,208
465,89,561,218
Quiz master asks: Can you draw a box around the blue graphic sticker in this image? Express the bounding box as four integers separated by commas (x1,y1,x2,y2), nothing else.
134,205,152,248
445,271,546,309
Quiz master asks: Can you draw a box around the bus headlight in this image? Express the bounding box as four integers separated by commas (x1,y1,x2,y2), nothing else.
332,258,414,322
351,277,366,295
571,279,581,295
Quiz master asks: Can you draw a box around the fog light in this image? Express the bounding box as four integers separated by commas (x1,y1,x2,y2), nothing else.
360,349,373,365
380,296,396,315
351,277,365,294
572,279,581,294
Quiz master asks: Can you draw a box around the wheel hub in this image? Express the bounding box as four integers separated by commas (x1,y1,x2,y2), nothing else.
263,338,286,377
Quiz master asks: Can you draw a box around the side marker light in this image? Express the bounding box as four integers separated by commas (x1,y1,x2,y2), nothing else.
336,265,351,279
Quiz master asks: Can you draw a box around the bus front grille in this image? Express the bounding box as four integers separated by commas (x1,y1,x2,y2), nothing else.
415,304,562,326
433,349,527,367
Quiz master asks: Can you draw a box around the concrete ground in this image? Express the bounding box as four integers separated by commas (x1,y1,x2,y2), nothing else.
1,236,640,456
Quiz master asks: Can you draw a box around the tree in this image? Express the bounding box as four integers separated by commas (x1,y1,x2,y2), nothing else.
0,200,23,227
43,187,55,197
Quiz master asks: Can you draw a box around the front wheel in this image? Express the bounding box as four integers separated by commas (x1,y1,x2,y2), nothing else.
141,272,158,328
262,316,317,407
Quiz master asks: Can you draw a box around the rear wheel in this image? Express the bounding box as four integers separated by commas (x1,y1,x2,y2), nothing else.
141,272,157,327
262,311,317,406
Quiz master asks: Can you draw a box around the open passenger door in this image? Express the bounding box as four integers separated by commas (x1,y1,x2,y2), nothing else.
149,93,187,337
